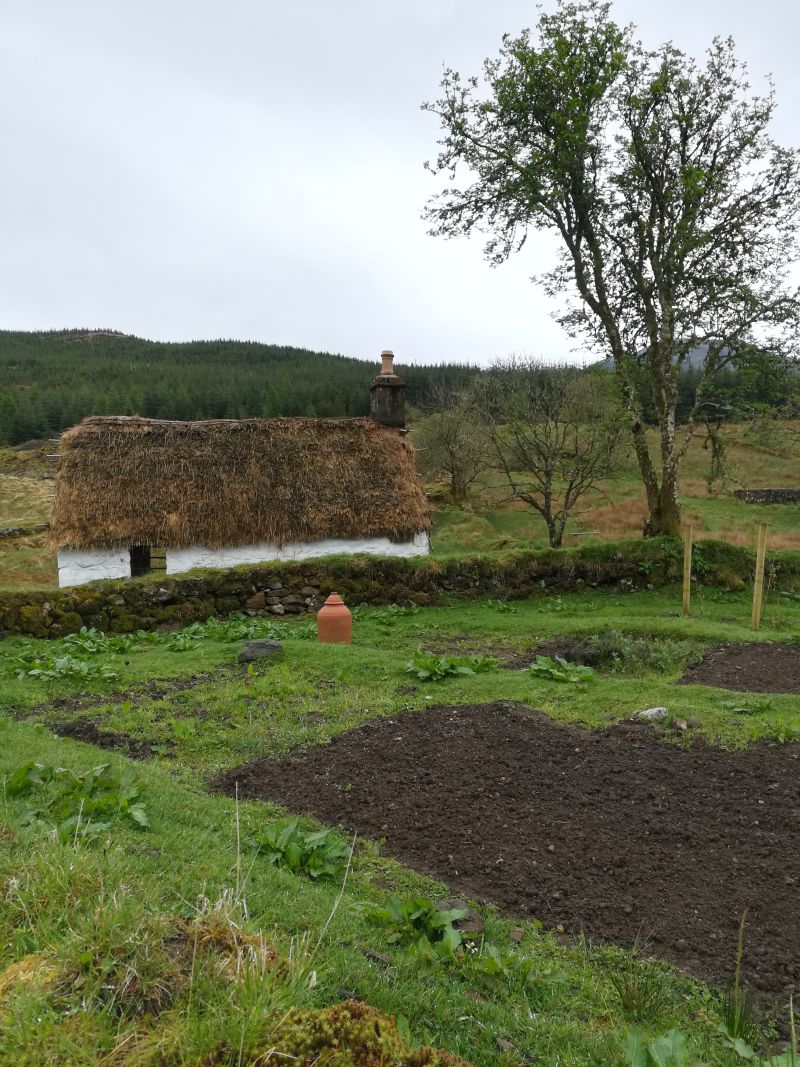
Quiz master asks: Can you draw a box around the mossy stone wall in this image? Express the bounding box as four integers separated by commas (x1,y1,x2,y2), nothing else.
1,538,799,638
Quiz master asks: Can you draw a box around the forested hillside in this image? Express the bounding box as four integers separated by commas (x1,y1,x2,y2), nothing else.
0,329,477,444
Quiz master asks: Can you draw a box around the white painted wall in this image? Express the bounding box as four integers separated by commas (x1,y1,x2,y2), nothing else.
166,531,430,575
57,548,131,587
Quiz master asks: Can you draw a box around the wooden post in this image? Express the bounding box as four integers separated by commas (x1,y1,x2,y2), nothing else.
682,523,693,616
751,522,769,631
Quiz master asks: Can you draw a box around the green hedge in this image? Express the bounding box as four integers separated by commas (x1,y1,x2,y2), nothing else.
1,538,799,638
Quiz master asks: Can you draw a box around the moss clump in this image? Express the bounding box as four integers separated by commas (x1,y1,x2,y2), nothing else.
266,1000,470,1066
108,612,147,633
0,954,60,1001
49,610,84,636
17,603,51,638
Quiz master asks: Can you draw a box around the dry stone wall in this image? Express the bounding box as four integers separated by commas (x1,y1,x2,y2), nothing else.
2,538,799,638
734,489,800,504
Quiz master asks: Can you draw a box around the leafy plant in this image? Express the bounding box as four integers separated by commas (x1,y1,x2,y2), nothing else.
489,599,520,614
465,940,567,1003
405,650,497,681
624,1027,707,1066
722,697,775,717
368,895,468,948
252,819,349,879
2,760,149,836
539,596,566,614
763,718,800,746
14,653,118,683
165,624,207,651
362,604,421,627
63,626,156,655
529,655,594,683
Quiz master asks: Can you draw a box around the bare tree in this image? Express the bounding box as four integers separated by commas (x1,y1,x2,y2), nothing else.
413,383,486,506
470,358,625,547
424,1,800,535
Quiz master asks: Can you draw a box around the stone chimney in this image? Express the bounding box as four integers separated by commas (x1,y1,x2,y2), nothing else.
369,349,406,429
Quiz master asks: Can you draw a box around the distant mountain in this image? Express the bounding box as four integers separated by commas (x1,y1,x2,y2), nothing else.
0,329,477,445
595,345,720,372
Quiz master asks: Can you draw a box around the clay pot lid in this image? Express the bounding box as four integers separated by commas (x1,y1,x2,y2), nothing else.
323,593,344,605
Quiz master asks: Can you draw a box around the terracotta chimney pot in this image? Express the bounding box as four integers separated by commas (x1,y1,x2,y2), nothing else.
316,592,352,644
370,349,406,429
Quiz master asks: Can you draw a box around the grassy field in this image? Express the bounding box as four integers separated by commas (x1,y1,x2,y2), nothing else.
0,444,57,590
432,424,800,556
1,588,799,1064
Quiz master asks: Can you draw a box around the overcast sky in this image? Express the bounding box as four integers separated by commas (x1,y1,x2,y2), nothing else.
1,1,798,366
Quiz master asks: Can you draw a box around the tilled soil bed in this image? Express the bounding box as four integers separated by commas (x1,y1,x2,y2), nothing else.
213,703,800,1005
679,641,800,693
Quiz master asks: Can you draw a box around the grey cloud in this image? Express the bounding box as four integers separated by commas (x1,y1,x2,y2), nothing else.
1,0,797,364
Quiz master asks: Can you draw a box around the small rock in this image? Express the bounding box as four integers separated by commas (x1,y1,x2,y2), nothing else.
269,604,285,615
244,591,265,610
361,947,391,967
673,717,689,732
688,715,702,729
509,927,524,944
633,706,669,722
238,639,283,663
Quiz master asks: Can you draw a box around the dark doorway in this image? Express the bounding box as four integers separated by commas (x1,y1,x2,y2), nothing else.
129,545,151,577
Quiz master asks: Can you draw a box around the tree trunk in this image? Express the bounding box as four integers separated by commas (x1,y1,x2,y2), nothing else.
547,517,563,549
449,472,468,507
627,350,683,538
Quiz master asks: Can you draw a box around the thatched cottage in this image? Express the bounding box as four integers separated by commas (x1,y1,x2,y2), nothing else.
50,352,430,587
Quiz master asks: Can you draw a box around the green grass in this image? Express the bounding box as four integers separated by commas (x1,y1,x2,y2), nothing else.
1,587,799,1062
0,721,756,1066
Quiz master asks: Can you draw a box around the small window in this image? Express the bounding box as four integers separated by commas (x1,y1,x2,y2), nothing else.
129,545,167,577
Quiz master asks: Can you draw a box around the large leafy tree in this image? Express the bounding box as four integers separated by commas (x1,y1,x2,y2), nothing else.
423,1,800,535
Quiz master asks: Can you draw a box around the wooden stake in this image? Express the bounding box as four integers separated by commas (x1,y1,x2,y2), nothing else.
751,522,769,631
682,523,693,616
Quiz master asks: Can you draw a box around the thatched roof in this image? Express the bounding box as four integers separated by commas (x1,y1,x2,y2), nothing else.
49,416,430,551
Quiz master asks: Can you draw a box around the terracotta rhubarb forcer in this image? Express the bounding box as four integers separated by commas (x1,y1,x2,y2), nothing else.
316,593,352,644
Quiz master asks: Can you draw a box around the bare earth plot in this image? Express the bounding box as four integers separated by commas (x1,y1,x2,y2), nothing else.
679,642,800,693
213,701,800,1008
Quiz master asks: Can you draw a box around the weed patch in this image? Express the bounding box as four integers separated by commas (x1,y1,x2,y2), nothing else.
406,651,497,681
2,760,149,836
529,655,595,682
